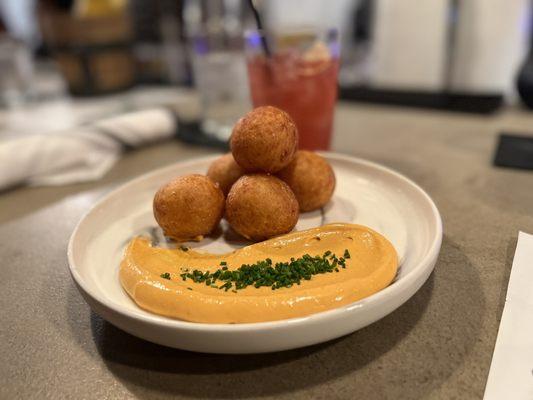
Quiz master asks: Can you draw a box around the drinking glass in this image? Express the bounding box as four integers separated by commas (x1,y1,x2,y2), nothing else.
0,36,34,107
185,0,251,141
245,28,339,150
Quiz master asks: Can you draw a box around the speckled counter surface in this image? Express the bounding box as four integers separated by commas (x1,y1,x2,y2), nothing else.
1,103,532,399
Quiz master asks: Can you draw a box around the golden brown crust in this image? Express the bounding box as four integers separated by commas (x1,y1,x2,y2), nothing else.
225,174,299,241
153,174,224,241
206,153,245,196
230,106,298,173
277,151,336,212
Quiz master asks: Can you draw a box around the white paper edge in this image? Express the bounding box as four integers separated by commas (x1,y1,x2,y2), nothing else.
483,231,533,400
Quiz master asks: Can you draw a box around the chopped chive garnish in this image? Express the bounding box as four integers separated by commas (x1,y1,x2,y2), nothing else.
177,249,350,292
160,272,171,280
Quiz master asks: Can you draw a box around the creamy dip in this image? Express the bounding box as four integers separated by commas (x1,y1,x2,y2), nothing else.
120,223,398,323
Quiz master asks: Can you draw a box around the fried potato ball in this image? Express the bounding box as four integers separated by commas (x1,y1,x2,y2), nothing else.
277,151,336,212
153,174,224,241
230,106,298,173
225,174,299,241
206,153,245,196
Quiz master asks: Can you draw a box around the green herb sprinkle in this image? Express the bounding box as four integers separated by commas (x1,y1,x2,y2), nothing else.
167,250,351,292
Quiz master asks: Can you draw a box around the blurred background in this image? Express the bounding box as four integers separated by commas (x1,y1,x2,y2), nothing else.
1,0,533,182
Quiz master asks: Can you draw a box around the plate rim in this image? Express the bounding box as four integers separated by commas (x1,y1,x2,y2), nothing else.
67,152,443,332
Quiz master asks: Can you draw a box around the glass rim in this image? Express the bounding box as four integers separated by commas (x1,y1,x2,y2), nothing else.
244,26,339,38
244,26,340,59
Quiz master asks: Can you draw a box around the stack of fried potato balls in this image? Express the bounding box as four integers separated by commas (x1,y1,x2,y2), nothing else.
153,106,335,242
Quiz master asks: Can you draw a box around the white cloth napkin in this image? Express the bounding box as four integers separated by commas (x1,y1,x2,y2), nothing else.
0,108,176,190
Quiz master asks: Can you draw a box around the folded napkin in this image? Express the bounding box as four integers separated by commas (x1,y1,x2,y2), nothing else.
0,108,177,190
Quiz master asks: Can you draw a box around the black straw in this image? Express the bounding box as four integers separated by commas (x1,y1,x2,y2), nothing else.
247,0,271,57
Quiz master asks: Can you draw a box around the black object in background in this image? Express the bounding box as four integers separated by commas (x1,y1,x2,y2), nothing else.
517,4,533,109
339,88,503,114
493,134,533,170
353,0,374,42
517,51,533,109
176,119,228,151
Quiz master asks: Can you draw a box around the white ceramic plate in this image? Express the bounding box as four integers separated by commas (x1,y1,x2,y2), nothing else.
68,152,442,354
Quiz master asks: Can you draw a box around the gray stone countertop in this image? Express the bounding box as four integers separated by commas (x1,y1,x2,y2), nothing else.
1,102,532,399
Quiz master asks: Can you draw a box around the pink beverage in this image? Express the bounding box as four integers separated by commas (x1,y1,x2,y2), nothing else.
245,30,339,150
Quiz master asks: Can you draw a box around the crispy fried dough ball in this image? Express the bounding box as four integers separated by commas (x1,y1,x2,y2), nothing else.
230,106,298,173
206,153,245,196
225,174,299,241
153,174,224,241
277,151,336,212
